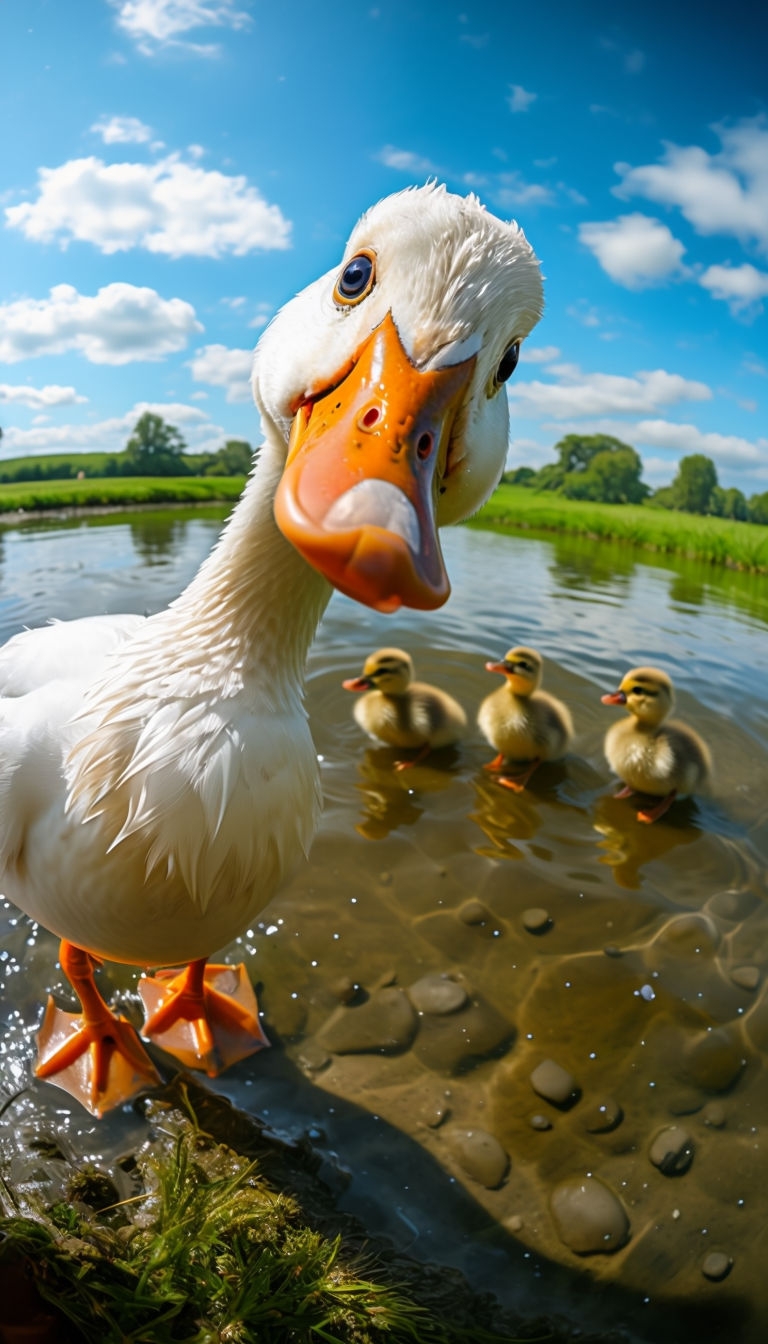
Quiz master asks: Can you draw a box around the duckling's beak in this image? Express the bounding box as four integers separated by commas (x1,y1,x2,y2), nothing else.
342,676,372,692
274,312,476,613
601,690,627,706
485,660,512,676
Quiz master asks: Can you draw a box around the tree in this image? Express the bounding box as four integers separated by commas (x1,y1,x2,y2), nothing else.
563,446,649,504
710,485,747,521
748,492,768,525
124,413,188,476
504,466,536,486
669,454,718,514
532,434,645,496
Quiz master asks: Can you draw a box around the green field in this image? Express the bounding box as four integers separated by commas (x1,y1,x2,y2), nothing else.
0,475,246,513
471,483,768,573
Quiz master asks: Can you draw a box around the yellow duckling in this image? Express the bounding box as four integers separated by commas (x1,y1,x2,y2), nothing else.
343,648,467,769
478,646,573,790
601,667,711,823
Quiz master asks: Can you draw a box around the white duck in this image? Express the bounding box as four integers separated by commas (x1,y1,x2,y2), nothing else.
0,183,543,1115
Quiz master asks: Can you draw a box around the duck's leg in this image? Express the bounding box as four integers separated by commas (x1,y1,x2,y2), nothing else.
36,941,160,1118
637,790,677,824
613,784,635,800
394,743,431,771
138,959,269,1075
497,758,541,792
483,753,505,772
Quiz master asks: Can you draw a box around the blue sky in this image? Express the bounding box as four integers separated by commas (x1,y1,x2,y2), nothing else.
1,0,766,493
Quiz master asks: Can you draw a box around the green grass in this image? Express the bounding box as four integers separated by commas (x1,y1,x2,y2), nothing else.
471,484,768,573
0,475,246,514
0,1092,545,1344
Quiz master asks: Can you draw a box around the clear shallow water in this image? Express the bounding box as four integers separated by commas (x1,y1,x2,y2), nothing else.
0,507,767,1342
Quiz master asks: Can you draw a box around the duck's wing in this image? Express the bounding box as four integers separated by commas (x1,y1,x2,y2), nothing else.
0,614,146,697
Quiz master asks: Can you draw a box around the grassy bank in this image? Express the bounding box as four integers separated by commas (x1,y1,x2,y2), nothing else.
0,475,246,516
470,484,768,573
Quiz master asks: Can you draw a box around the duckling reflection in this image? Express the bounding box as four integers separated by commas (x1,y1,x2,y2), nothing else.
353,744,459,840
343,647,467,770
593,791,700,889
478,646,573,791
601,667,711,823
470,771,541,861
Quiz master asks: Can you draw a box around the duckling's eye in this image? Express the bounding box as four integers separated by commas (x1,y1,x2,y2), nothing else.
495,341,520,385
334,251,376,306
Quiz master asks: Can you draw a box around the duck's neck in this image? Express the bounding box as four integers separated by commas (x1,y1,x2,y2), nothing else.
169,443,332,702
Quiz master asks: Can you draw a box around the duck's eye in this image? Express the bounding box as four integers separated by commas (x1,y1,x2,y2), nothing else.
334,251,376,306
496,341,520,385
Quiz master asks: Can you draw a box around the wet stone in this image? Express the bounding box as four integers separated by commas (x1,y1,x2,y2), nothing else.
550,1176,629,1255
603,944,623,958
530,1058,579,1107
506,1214,524,1233
407,973,468,1015
582,1097,623,1133
701,1101,727,1128
522,907,552,934
649,1125,694,1176
702,1252,733,1281
529,1113,552,1131
418,1099,450,1129
319,987,417,1055
731,965,760,991
450,1127,509,1189
411,996,512,1074
296,1041,331,1074
682,1030,745,1093
459,899,490,926
330,975,361,1004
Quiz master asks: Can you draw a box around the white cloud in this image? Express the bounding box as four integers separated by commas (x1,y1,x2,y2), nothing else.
5,154,291,258
494,172,554,208
0,383,87,409
520,345,560,364
377,145,439,175
699,262,768,316
1,401,225,457
507,84,537,113
91,114,153,144
509,365,712,420
631,419,766,467
614,117,768,254
579,213,687,288
187,343,253,402
110,0,251,54
0,283,201,365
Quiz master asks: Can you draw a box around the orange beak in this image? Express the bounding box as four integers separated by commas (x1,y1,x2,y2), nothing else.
273,312,476,612
601,690,627,706
342,676,372,692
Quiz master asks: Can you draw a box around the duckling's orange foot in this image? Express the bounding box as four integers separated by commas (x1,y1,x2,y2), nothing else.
139,960,269,1076
36,999,160,1118
637,790,677,824
483,753,505,772
497,758,541,792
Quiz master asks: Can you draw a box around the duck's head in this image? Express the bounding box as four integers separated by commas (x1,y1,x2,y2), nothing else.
254,183,543,613
342,647,413,696
485,645,542,696
601,667,673,725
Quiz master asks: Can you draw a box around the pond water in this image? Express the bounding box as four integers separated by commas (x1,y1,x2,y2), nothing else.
1,506,767,1342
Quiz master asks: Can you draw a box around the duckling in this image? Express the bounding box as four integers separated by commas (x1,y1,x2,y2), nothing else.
601,667,711,823
478,646,573,790
343,648,466,769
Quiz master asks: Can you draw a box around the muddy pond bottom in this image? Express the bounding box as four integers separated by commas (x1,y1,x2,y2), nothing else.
0,511,767,1343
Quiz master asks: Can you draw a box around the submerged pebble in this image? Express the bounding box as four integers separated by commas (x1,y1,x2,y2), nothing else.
701,1101,727,1128
731,965,760,991
649,1125,694,1175
330,975,361,1004
530,1059,578,1106
459,899,490,926
522,907,552,934
582,1097,623,1133
702,1252,733,1281
550,1176,629,1254
407,973,468,1015
682,1030,745,1093
449,1127,509,1189
319,987,417,1055
529,1112,552,1131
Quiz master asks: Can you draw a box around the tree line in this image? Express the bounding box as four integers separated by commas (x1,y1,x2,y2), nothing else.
0,413,253,485
506,434,768,525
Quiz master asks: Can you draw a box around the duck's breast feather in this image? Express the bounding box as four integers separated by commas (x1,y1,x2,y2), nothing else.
0,614,146,697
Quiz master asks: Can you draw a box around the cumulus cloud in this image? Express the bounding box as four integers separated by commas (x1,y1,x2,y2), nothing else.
699,262,768,316
614,117,768,254
91,114,153,144
1,401,225,456
520,345,560,364
188,343,254,402
5,154,291,258
0,283,201,365
579,213,687,288
509,365,712,420
0,384,87,409
377,145,440,175
109,0,251,55
507,84,537,113
494,172,554,208
631,419,766,467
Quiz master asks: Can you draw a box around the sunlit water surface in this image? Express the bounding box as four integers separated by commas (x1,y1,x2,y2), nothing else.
1,507,767,1342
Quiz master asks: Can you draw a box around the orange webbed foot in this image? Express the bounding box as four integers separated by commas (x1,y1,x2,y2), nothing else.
637,790,677,824
139,960,269,1076
36,999,160,1118
483,753,505,773
496,758,541,793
